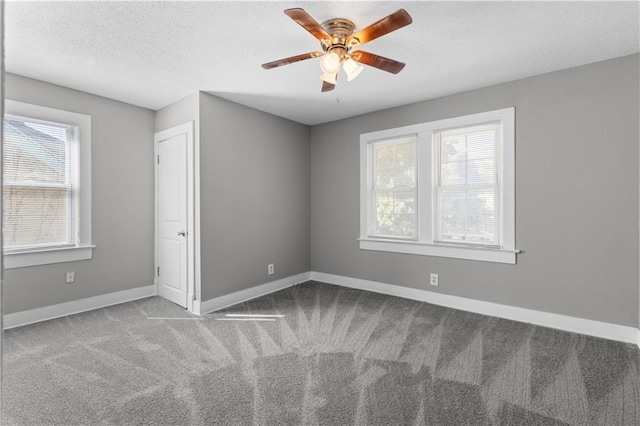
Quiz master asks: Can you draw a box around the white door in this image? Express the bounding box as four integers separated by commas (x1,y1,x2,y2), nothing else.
156,132,188,307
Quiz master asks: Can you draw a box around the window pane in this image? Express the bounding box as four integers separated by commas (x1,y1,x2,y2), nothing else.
439,187,496,244
394,191,415,215
467,158,495,184
394,140,415,167
375,191,416,238
4,117,68,184
441,161,466,185
467,130,495,159
3,186,70,247
375,191,393,215
375,168,395,189
441,134,466,163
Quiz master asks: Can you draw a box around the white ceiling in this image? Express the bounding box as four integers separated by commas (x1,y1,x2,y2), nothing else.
5,1,639,126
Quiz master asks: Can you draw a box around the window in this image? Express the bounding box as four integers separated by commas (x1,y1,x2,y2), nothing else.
360,108,517,264
369,135,417,239
435,123,500,246
3,101,93,268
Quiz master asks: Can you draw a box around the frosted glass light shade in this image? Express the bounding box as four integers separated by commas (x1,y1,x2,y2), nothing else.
343,58,363,81
320,72,337,84
320,52,341,74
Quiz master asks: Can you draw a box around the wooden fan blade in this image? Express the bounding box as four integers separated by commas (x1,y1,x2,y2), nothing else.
284,8,332,43
351,50,406,74
321,80,336,92
346,9,412,47
262,51,323,70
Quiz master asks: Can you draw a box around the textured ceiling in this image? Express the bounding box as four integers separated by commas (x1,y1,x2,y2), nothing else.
5,1,639,125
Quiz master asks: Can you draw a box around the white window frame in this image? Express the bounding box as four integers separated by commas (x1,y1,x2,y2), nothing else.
3,100,94,268
359,108,518,264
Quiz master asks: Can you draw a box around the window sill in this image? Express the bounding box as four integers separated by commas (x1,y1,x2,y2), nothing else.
4,245,96,269
359,238,518,264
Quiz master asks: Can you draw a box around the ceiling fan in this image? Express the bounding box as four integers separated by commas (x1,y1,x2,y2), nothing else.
262,8,413,92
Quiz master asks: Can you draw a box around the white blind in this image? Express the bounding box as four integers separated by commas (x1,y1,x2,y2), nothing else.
436,123,500,246
371,136,417,239
3,115,77,250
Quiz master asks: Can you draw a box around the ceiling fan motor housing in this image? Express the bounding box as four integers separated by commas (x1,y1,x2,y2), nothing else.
320,18,356,57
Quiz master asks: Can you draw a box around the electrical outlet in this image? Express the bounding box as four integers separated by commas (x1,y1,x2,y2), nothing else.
429,273,439,286
66,271,75,283
268,263,275,275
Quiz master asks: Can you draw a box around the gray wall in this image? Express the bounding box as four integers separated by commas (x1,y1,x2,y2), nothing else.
310,54,639,328
154,92,199,133
199,92,310,301
4,74,155,314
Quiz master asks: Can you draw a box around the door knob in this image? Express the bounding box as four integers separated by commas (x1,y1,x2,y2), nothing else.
178,230,186,237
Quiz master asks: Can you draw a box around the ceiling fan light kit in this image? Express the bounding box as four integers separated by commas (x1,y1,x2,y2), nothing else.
262,8,413,92
343,58,364,81
320,72,338,85
319,51,341,74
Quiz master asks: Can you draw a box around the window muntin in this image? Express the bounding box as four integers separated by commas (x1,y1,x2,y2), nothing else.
369,136,417,239
435,123,501,247
3,115,79,251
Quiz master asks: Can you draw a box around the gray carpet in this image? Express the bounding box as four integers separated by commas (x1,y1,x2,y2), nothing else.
2,281,639,425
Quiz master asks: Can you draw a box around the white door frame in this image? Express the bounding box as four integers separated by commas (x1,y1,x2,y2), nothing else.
154,121,199,313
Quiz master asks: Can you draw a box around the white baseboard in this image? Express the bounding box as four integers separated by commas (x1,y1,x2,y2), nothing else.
5,272,638,350
3,285,156,330
197,272,311,315
310,272,640,347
